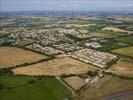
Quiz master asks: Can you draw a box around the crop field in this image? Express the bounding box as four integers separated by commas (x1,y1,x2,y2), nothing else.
74,75,133,100
0,47,48,69
64,76,85,90
112,46,133,57
12,57,97,76
0,76,71,100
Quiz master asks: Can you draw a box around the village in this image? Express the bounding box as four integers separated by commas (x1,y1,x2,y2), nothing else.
0,12,133,100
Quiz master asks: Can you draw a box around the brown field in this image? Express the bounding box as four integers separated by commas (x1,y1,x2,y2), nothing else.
113,16,133,21
102,27,133,34
12,57,97,76
0,18,16,26
65,24,96,28
112,46,133,57
64,76,85,90
109,58,133,72
0,47,47,68
90,32,113,38
107,58,133,77
74,75,133,100
80,16,99,20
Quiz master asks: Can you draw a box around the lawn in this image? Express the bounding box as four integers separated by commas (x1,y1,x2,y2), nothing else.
0,77,71,100
112,46,133,57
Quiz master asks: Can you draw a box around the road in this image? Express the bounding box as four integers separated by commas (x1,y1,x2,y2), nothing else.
105,91,133,100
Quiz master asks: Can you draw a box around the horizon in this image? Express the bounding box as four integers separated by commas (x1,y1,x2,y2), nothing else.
0,0,133,12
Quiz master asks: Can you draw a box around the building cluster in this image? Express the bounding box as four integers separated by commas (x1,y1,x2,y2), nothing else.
85,42,102,48
52,43,83,52
71,49,117,68
26,43,64,56
0,28,118,68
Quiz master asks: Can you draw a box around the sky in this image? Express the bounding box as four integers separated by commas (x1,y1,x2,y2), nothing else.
0,0,133,12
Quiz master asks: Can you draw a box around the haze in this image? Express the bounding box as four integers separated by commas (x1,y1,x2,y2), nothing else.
0,0,133,12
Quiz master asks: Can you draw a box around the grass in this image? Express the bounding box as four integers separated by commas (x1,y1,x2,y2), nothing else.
114,36,133,44
112,46,133,57
0,31,6,37
126,26,133,31
14,40,33,47
97,30,128,37
0,76,71,100
0,75,35,88
98,43,124,51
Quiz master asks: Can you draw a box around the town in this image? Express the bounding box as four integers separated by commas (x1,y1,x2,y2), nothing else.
0,10,133,100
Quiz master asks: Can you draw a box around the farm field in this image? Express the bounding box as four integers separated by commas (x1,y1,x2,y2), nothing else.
112,46,133,57
102,27,133,34
64,76,85,90
12,57,97,76
13,40,33,46
98,42,125,51
0,47,48,69
0,8,133,100
0,77,71,100
74,75,133,100
109,58,133,72
0,75,35,88
114,36,133,44
107,58,133,77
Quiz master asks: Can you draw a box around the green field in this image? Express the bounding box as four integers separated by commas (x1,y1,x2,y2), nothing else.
0,32,5,37
0,75,35,88
97,30,128,37
114,36,133,44
112,46,133,57
0,76,71,100
13,40,33,47
98,43,124,51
